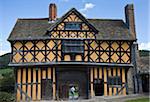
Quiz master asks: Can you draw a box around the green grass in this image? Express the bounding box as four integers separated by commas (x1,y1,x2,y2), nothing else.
126,98,149,102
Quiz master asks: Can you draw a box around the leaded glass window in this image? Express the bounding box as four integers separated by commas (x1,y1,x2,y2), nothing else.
65,22,81,30
62,40,84,54
108,76,121,85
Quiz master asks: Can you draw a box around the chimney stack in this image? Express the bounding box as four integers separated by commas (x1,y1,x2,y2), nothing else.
49,3,57,21
125,4,136,39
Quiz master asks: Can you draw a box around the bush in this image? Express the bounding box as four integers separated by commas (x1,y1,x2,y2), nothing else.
0,76,15,93
0,68,15,93
0,92,15,102
0,68,13,75
0,68,15,101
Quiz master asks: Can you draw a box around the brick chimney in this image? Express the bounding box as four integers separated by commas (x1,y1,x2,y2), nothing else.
125,4,136,39
49,3,57,21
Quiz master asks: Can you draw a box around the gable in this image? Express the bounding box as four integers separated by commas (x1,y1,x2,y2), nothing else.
48,8,98,39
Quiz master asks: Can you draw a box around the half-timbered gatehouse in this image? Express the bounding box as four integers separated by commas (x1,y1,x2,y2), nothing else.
8,3,138,101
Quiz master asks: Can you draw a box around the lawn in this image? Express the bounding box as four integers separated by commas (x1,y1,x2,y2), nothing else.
126,98,149,102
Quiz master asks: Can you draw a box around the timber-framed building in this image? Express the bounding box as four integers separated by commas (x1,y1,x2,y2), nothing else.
8,3,138,101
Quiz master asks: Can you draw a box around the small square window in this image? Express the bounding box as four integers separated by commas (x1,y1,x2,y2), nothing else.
108,76,121,85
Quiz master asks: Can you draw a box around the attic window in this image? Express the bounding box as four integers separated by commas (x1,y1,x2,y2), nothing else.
65,22,81,30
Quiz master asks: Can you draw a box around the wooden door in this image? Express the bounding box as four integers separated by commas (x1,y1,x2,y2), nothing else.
59,84,69,99
94,79,104,96
41,79,52,100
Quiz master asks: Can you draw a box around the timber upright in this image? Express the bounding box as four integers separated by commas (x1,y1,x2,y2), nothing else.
8,3,138,101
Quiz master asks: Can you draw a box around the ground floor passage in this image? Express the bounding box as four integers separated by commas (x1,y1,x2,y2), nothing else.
15,66,128,101
140,74,149,92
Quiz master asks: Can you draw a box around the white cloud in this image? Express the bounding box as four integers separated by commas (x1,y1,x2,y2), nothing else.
0,40,11,56
0,50,10,56
80,3,95,12
139,42,150,50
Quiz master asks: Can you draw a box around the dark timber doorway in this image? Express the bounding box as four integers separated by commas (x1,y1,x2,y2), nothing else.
141,74,149,92
41,79,52,100
94,79,104,96
59,84,69,99
56,67,88,100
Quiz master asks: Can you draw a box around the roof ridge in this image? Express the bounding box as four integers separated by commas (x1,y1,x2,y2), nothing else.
18,18,49,20
17,18,124,21
87,18,123,21
47,7,98,32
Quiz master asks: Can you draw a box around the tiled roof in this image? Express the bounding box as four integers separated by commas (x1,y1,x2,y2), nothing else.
8,18,51,41
8,18,135,41
88,19,133,40
138,56,150,74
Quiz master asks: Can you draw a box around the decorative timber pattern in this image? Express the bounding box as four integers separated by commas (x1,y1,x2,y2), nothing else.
9,5,135,101
90,67,127,97
11,40,131,64
12,40,61,63
49,12,96,39
16,67,56,101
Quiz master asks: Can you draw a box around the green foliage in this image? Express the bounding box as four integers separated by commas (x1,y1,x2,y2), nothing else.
0,68,13,75
0,92,15,102
0,53,11,68
126,98,149,102
0,74,15,93
139,50,150,57
0,68,15,93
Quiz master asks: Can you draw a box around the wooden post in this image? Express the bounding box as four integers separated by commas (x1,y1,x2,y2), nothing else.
122,68,126,95
48,68,52,79
22,68,26,101
42,70,46,79
113,68,117,95
53,68,56,100
108,69,112,96
104,68,108,96
117,68,121,95
27,68,31,98
94,68,98,79
90,68,94,97
32,68,36,100
17,68,21,101
99,68,102,79
37,68,41,100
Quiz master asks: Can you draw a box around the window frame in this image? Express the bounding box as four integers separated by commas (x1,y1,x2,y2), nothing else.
62,40,84,54
107,76,122,87
64,22,81,30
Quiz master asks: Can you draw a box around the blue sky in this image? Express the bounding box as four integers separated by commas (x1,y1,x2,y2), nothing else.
0,0,149,55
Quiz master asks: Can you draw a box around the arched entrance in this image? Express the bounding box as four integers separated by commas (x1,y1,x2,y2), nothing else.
56,67,88,100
